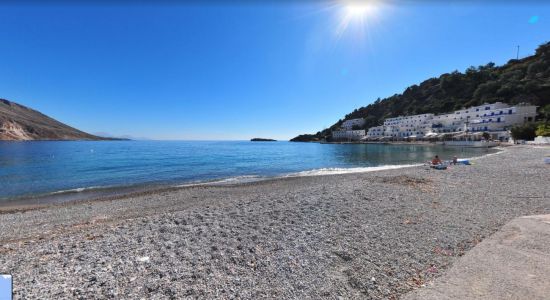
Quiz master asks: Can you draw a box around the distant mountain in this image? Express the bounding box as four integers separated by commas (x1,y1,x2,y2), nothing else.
292,41,550,142
93,132,144,140
0,99,111,141
250,138,277,142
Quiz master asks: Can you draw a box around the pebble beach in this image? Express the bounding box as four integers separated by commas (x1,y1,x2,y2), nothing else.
1,145,549,299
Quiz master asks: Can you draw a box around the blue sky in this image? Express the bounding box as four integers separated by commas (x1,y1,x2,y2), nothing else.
0,1,548,140
0,275,11,300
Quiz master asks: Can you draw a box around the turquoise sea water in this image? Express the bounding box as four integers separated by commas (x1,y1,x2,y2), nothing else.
0,141,495,204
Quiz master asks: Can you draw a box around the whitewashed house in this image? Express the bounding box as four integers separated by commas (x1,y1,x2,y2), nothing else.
341,118,366,130
365,102,537,141
332,129,366,141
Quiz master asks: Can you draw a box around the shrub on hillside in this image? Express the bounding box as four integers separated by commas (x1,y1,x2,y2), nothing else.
511,123,538,140
535,123,550,137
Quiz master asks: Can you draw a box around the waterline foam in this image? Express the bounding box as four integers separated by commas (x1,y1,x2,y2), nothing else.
285,164,423,177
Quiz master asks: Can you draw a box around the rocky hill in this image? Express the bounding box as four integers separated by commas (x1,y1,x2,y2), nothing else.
292,41,550,142
0,99,109,141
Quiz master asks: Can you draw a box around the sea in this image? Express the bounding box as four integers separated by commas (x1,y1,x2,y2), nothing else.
0,141,497,205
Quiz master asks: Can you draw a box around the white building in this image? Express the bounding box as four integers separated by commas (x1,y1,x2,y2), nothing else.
332,129,366,141
330,118,367,141
431,102,510,133
366,126,385,138
368,113,435,139
341,118,366,130
467,104,537,133
366,102,537,140
383,114,434,127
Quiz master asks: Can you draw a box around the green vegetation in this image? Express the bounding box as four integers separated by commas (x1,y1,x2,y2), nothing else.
510,123,538,140
291,42,550,142
539,104,550,121
290,133,322,142
533,104,550,137
536,123,550,137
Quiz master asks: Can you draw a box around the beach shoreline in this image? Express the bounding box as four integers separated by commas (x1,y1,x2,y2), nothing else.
0,164,426,215
0,146,500,213
0,145,548,299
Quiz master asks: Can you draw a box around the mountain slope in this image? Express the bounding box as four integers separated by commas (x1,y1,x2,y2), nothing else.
291,41,550,142
0,99,108,141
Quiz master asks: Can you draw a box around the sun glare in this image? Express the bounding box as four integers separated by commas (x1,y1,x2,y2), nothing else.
345,3,374,18
334,1,380,40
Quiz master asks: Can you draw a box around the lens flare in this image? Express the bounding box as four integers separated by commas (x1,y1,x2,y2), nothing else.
345,3,374,18
334,1,380,42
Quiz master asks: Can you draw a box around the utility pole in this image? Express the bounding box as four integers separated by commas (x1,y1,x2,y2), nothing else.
516,45,520,60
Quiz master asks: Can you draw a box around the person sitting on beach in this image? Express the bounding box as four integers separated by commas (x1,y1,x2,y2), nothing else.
431,155,442,166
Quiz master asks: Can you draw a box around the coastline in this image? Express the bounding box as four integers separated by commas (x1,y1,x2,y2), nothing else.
0,163,426,214
321,141,436,145
1,145,548,298
0,146,499,212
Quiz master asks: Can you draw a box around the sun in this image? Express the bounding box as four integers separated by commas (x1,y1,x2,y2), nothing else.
345,3,374,18
334,1,380,39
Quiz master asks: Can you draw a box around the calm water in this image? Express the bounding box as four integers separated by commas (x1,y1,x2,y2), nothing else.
0,141,495,203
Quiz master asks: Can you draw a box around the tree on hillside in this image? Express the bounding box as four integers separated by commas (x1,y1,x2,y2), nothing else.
535,123,550,137
511,123,538,140
292,41,550,142
539,104,550,121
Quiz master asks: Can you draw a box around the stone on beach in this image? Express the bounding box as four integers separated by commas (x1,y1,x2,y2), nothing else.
0,146,548,299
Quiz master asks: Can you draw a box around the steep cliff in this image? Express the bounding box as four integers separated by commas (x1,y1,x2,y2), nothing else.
0,99,109,141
